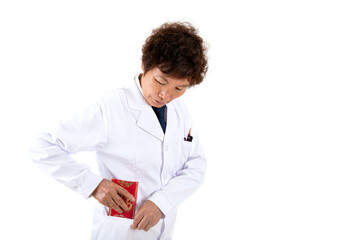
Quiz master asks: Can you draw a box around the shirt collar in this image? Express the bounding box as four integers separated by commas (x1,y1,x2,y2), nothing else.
135,73,144,97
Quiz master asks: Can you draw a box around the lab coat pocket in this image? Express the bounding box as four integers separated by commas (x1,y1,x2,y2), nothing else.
180,140,192,159
103,215,134,224
175,140,192,172
95,215,162,240
95,215,135,240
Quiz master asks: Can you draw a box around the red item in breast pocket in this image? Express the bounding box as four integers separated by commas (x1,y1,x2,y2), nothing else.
108,179,139,219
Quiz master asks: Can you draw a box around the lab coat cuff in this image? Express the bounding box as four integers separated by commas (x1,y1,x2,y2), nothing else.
147,194,173,217
78,172,104,199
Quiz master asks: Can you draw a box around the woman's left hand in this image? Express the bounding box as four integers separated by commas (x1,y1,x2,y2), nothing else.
131,200,163,231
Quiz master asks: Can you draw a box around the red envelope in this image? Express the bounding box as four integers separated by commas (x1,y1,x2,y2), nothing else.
108,179,139,219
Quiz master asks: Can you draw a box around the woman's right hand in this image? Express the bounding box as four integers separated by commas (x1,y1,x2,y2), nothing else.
91,179,135,213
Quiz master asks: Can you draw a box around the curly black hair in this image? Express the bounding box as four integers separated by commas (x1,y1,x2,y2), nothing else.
141,22,208,86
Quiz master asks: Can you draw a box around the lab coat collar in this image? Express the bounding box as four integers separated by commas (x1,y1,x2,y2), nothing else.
126,74,175,141
125,74,144,111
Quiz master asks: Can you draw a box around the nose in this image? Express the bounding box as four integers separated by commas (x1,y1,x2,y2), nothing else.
158,89,171,101
158,90,166,99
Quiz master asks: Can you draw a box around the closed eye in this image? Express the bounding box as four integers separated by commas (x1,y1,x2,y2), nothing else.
155,78,166,85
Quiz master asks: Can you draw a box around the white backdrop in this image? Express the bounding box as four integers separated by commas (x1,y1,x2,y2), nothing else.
0,0,352,239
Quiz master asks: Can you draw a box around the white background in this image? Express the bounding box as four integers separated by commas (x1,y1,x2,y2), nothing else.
1,0,352,239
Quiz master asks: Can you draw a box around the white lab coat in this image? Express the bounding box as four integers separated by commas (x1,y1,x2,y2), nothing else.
30,75,207,240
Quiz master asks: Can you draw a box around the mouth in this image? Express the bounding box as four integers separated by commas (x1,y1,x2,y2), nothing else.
153,98,165,106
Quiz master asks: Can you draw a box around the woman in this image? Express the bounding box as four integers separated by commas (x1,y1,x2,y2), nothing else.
31,21,208,239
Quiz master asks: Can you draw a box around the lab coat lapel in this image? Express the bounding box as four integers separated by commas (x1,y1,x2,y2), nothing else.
126,76,164,141
137,104,165,141
164,102,177,142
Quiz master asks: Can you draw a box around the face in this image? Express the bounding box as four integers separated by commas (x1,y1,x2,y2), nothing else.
140,67,190,107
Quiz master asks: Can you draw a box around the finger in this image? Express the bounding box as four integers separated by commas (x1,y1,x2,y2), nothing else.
115,185,135,202
131,210,144,230
111,193,129,212
107,196,123,213
143,222,153,232
136,216,149,231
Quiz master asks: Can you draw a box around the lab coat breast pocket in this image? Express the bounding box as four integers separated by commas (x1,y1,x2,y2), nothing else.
175,140,192,172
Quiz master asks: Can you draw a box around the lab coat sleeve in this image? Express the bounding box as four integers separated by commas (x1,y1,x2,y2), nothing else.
148,107,207,216
30,100,107,199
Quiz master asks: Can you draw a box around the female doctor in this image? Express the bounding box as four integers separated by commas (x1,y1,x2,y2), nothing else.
31,21,208,239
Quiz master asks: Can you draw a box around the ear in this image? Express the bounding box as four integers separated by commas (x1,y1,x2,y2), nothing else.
141,62,144,73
